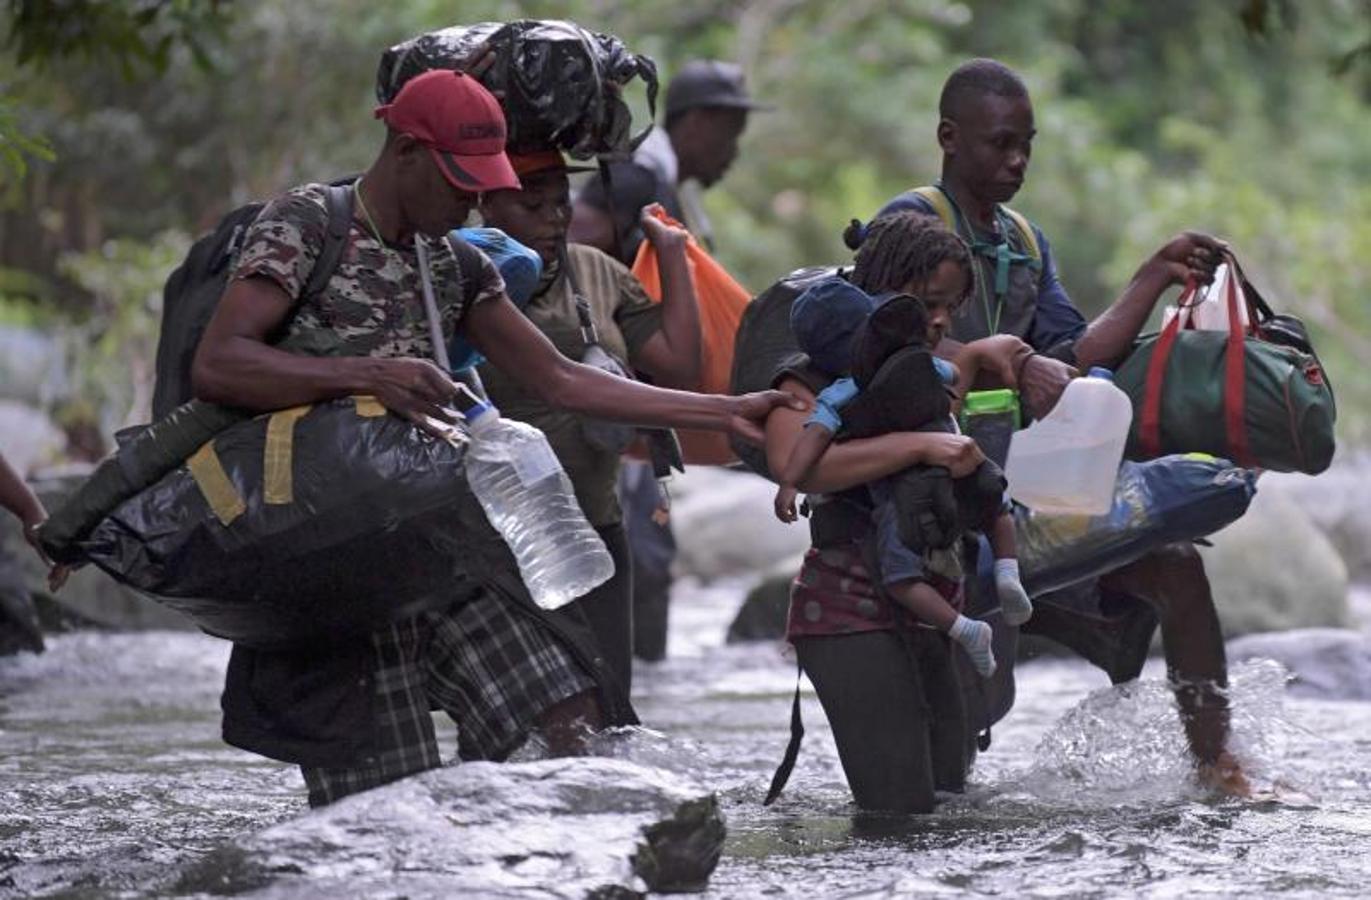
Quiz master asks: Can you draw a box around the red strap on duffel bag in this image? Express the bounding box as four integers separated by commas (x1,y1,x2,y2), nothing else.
1138,261,1260,467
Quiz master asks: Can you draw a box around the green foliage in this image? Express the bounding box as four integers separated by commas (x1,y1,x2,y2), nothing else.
56,230,190,431
0,92,52,184
4,0,230,76
3,0,1371,447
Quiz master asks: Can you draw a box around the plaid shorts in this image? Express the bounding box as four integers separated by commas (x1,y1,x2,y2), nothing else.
301,592,594,807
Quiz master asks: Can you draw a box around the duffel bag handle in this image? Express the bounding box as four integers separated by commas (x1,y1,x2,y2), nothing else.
1221,252,1275,328
1140,268,1257,468
1220,259,1255,467
1138,280,1198,458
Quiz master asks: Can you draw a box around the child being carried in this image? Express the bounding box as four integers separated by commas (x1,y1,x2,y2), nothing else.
774,277,1032,677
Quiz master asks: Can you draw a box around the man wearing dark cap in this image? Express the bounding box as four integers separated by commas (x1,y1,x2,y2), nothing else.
191,69,793,806
571,59,769,263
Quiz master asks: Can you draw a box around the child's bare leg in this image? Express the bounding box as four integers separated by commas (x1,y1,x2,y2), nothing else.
889,579,996,677
989,512,1033,626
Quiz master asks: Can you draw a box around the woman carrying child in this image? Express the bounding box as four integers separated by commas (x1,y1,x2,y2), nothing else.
762,211,1030,812
773,268,1032,678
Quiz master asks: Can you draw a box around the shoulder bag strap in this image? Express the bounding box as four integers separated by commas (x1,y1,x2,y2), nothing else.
1139,280,1197,458
301,183,354,302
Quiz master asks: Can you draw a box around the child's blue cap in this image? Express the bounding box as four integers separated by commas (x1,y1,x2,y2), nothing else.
790,276,877,376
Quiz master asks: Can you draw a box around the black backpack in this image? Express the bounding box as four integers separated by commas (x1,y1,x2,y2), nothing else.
151,184,355,421
151,183,491,421
727,265,840,480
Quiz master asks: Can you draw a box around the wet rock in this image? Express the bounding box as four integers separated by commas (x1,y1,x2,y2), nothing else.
1228,628,1371,700
0,325,68,408
1197,488,1349,637
175,757,726,897
1261,460,1371,583
726,568,795,643
0,552,43,655
0,401,66,476
671,468,810,582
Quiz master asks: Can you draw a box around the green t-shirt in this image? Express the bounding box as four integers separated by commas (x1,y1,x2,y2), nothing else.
478,243,664,527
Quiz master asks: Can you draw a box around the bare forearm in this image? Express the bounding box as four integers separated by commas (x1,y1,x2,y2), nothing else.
192,338,376,410
649,245,702,387
777,425,835,489
542,357,735,431
765,405,928,493
0,454,44,526
1074,262,1172,369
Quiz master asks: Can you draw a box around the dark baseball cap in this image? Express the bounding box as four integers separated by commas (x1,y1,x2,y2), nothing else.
790,276,876,376
664,60,773,119
373,69,520,193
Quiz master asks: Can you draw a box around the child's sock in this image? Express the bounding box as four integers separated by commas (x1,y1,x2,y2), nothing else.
949,614,996,677
994,558,1034,627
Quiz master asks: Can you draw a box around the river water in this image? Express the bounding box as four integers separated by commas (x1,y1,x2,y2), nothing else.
2,577,1370,898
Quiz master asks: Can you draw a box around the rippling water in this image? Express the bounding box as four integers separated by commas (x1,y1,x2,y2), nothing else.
3,578,1370,898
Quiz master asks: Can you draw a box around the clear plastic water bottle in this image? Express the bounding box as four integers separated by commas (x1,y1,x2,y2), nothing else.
1004,367,1133,515
463,401,614,610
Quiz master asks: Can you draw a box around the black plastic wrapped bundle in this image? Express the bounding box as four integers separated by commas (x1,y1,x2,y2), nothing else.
376,20,659,159
1017,453,1257,597
47,398,488,647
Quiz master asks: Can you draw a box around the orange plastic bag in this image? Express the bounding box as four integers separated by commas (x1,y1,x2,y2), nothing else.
631,207,750,465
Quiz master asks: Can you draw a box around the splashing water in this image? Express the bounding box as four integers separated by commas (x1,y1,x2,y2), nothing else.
1009,659,1300,807
4,581,1371,898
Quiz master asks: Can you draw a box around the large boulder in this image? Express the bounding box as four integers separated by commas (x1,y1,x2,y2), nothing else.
0,401,65,476
174,757,726,897
1260,459,1371,583
1197,486,1349,637
1227,628,1371,700
670,467,811,583
0,326,68,408
725,561,799,644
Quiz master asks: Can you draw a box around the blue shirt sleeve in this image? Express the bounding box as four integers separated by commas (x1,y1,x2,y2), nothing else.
808,377,860,432
1026,226,1087,353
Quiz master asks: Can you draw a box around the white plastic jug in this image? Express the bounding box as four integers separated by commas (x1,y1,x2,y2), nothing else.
1004,367,1133,515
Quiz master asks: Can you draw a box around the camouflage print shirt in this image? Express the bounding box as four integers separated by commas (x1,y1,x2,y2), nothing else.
231,182,505,360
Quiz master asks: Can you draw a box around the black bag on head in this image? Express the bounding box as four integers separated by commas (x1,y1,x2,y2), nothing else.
376,20,658,160
151,183,354,422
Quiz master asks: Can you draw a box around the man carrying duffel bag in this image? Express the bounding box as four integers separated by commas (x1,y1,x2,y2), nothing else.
862,58,1249,794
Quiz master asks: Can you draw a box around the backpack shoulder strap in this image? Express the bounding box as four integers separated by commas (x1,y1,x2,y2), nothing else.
912,185,955,230
300,183,355,301
912,184,1043,267
998,205,1041,264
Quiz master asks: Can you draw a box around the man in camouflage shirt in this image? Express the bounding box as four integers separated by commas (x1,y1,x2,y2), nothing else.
194,69,793,805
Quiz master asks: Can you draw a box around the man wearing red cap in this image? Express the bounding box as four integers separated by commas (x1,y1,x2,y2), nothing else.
192,69,795,806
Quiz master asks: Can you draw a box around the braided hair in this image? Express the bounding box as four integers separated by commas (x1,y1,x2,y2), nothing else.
848,210,974,301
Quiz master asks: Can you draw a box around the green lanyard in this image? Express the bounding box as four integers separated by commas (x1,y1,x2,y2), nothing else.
933,183,1036,336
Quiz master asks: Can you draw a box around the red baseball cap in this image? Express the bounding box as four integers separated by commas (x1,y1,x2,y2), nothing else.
374,69,520,193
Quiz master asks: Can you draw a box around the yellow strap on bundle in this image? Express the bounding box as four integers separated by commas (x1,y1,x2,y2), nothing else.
263,405,312,506
187,441,246,527
354,395,387,418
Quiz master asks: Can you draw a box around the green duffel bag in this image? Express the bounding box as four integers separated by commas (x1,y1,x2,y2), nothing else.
1114,256,1335,474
